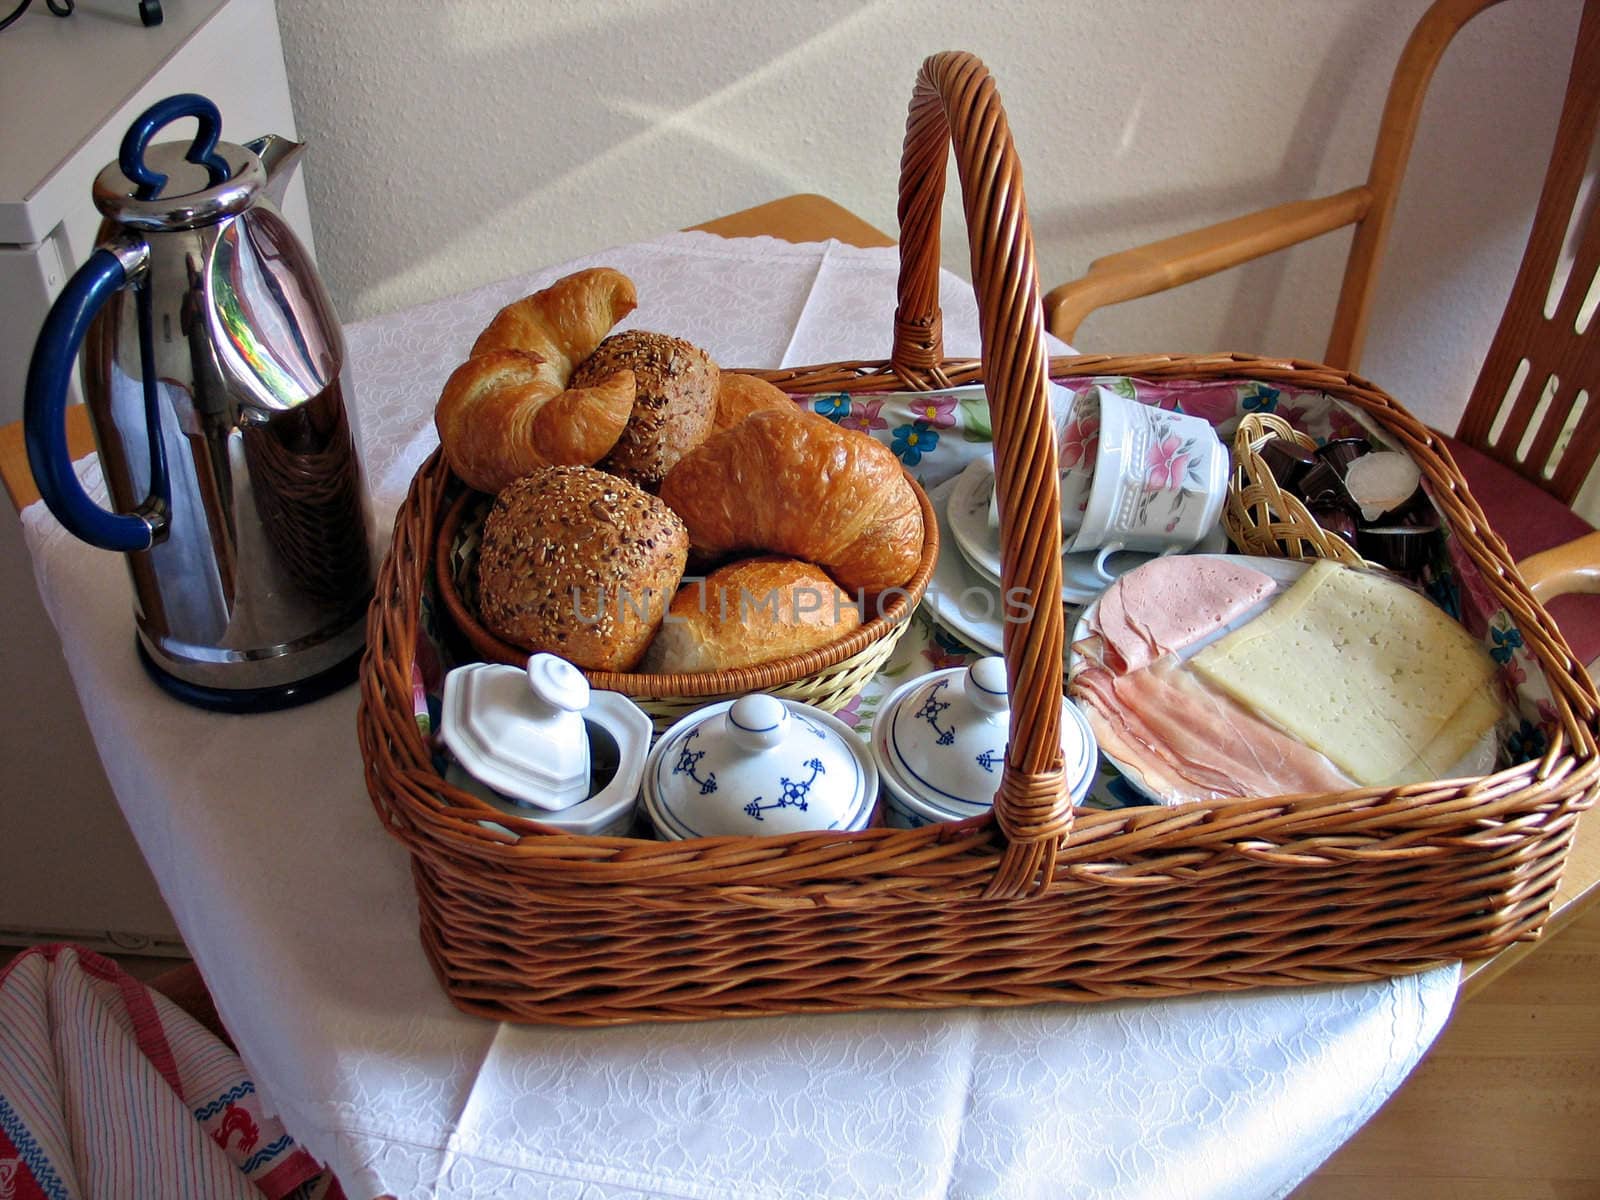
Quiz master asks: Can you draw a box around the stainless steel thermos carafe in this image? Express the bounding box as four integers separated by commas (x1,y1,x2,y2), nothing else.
25,94,375,711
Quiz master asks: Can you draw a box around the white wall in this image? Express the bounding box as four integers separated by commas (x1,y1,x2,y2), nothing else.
273,0,1578,438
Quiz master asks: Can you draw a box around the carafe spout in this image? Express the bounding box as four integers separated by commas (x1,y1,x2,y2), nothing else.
245,134,306,207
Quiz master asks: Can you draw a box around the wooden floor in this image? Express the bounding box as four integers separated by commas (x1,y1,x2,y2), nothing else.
1291,900,1600,1198
0,946,180,982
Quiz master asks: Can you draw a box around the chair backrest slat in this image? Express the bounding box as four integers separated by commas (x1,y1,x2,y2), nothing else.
1457,0,1600,502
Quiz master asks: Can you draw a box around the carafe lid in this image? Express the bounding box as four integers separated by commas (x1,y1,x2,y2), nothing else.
92,94,267,231
93,141,265,231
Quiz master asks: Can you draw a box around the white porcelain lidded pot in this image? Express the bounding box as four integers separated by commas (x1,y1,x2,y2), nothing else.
442,653,595,809
871,656,1098,827
441,654,653,837
642,694,879,839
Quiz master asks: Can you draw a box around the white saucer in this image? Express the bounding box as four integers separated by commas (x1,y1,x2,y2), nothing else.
946,458,1229,606
923,477,1006,655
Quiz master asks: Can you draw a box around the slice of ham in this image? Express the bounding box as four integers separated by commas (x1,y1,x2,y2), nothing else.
1090,574,1159,674
1072,658,1355,803
1090,557,1276,673
1073,667,1226,805
1079,702,1218,806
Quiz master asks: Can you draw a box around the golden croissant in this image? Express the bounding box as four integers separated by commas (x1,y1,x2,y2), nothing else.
709,372,793,435
659,406,925,597
434,267,638,493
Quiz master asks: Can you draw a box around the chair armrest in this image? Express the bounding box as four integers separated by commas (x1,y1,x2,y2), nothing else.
1519,530,1600,602
1043,187,1373,344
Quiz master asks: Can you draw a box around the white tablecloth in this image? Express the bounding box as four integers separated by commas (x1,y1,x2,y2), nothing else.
22,231,1459,1200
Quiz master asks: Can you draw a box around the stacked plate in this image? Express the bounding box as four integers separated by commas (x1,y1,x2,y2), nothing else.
922,458,1228,655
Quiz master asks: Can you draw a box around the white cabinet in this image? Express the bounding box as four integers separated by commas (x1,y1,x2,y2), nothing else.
0,234,75,410
0,0,312,953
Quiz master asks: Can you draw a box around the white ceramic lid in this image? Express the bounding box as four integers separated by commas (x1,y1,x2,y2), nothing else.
644,695,878,839
440,653,594,811
873,658,1098,816
445,689,653,837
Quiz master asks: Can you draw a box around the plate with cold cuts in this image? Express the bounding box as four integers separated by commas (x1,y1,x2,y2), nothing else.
1067,554,1504,806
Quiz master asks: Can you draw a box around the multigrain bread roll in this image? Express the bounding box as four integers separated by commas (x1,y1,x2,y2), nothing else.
434,268,638,494
710,373,794,435
658,407,925,597
639,556,861,674
476,466,688,671
571,330,719,487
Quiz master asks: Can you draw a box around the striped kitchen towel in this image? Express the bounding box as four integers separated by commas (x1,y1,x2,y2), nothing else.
0,944,340,1200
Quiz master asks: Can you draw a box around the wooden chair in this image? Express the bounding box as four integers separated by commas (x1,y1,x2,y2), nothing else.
1044,0,1600,670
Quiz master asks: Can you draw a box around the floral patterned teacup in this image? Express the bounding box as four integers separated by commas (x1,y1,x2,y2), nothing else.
987,383,1100,535
1067,384,1229,580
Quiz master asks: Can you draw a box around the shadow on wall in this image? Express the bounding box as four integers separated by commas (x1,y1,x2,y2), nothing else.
1028,0,1399,361
274,0,887,322
273,0,1580,436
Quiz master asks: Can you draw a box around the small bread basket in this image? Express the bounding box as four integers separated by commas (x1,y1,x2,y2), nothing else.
1223,412,1367,566
430,478,937,727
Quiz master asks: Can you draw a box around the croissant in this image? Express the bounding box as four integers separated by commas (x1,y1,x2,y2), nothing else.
658,407,925,597
434,267,638,493
639,556,860,673
709,373,794,435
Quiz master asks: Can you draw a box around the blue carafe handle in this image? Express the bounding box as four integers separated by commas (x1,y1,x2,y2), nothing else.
119,93,231,200
24,243,168,553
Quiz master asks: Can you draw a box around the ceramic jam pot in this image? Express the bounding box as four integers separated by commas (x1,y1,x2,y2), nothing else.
441,653,652,835
871,657,1098,826
642,694,878,840
442,653,595,809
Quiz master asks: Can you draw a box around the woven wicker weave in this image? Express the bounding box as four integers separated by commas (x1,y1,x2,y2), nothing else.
358,51,1600,1026
1223,412,1368,566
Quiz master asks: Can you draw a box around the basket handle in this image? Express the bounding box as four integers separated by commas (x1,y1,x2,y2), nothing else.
896,52,1070,897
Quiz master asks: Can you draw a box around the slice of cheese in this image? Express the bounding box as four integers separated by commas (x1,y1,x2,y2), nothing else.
1189,560,1500,786
1378,685,1505,786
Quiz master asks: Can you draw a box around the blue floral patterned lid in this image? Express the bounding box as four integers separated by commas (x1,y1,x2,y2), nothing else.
873,658,1098,814
643,695,878,840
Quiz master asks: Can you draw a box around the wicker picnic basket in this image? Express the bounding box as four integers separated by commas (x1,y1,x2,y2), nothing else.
358,51,1600,1026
